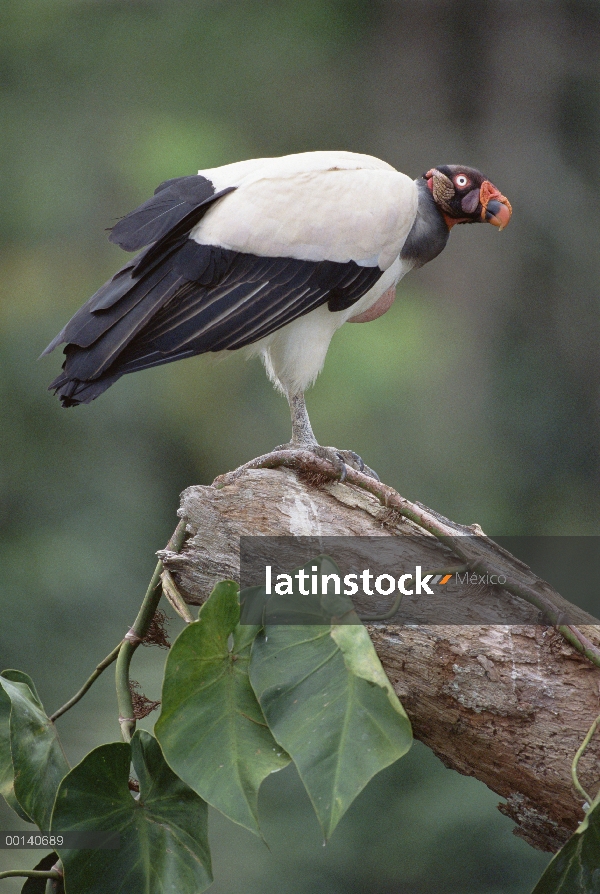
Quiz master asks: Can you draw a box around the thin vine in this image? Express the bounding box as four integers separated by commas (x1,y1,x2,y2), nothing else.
48,519,188,739
572,711,600,805
115,519,188,742
50,643,123,723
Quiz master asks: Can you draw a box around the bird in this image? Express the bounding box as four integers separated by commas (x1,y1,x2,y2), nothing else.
43,150,511,479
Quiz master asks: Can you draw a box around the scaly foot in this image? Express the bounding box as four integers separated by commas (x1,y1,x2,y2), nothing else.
273,443,379,482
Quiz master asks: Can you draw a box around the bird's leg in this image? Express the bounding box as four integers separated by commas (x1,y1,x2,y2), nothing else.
274,391,318,449
289,391,318,448
274,391,379,482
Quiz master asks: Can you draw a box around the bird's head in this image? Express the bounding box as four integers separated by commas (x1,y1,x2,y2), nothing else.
424,165,512,231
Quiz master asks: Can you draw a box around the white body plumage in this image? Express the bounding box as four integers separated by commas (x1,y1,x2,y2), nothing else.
247,255,412,394
191,151,418,394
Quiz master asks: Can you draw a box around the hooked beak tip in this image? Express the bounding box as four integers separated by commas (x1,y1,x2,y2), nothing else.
485,199,512,231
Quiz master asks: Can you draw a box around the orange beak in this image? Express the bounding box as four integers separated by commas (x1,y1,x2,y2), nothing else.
479,180,512,231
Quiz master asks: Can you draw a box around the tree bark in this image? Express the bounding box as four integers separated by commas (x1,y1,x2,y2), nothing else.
160,464,600,853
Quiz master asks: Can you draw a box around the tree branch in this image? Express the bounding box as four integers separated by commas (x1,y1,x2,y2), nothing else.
159,457,600,852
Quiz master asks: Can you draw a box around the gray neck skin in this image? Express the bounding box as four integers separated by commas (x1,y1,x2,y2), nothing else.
400,178,450,269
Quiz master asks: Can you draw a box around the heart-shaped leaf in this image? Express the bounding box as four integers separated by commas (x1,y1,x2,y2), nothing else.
0,671,34,821
531,792,600,893
250,601,412,839
156,581,289,835
51,730,212,894
0,670,68,828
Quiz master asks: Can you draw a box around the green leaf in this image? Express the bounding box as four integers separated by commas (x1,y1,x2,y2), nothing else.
0,671,34,822
249,621,412,840
1,670,42,705
0,670,68,829
51,730,212,894
531,792,600,893
156,580,290,835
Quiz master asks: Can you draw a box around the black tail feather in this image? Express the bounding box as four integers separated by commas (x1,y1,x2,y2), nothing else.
48,371,121,407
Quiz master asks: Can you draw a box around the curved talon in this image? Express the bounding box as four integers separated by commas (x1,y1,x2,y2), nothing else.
349,451,365,472
364,465,380,481
335,453,348,483
312,445,348,481
334,449,379,481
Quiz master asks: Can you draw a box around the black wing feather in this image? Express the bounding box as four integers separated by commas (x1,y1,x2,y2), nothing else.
46,172,385,407
46,239,383,407
108,175,235,252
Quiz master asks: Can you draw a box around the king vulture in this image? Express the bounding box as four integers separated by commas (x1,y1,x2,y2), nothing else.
43,151,511,478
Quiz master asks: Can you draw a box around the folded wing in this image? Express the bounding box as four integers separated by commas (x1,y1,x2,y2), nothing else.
44,153,417,406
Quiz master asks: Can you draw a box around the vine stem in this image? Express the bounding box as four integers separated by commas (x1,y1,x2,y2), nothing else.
0,870,61,880
215,450,600,668
571,710,600,805
116,519,188,742
50,516,188,724
560,626,600,668
50,642,123,723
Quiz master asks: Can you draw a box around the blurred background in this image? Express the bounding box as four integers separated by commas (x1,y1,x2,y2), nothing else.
1,0,599,890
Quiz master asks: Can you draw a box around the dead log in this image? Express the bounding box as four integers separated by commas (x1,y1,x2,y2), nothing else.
160,461,600,853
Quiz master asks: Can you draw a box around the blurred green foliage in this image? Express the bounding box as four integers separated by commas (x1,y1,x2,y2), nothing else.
2,0,599,889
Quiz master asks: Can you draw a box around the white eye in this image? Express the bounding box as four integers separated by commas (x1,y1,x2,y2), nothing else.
455,174,469,188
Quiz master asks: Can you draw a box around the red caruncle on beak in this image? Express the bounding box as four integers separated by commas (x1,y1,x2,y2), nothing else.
479,180,512,230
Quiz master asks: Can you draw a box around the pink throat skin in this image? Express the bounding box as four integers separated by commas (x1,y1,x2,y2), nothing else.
347,285,396,323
